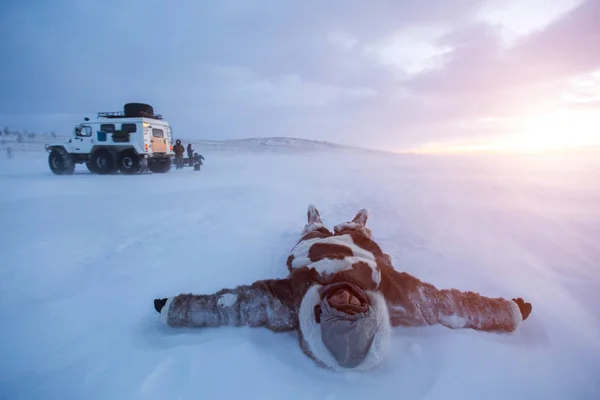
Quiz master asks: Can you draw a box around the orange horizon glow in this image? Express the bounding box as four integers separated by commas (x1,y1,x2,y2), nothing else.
408,108,600,155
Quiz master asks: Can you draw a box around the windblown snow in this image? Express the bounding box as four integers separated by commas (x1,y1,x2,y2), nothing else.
0,142,599,399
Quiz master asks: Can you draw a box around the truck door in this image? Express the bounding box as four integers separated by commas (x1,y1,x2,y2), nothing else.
151,128,167,153
73,125,94,153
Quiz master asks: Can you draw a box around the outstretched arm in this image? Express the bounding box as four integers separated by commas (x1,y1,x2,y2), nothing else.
155,278,298,332
381,268,531,333
411,279,531,332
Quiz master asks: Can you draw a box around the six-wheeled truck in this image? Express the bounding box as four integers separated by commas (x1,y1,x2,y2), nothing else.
45,103,175,175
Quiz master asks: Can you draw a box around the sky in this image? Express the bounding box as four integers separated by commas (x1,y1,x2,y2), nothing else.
1,0,599,153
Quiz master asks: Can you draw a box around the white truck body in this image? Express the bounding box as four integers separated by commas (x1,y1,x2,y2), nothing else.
65,117,174,156
45,103,175,175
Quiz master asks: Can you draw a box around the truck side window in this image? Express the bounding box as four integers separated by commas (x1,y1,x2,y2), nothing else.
100,124,115,133
122,123,137,133
78,126,92,137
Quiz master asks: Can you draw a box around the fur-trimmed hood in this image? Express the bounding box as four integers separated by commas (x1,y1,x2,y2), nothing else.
297,284,392,371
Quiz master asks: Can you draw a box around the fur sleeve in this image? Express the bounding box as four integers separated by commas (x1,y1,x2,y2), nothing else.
161,278,298,332
380,268,522,332
410,280,522,332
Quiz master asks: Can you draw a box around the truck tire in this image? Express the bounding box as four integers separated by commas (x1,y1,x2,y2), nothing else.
148,158,172,173
48,148,75,175
91,149,116,174
124,103,153,117
117,150,141,174
85,161,98,174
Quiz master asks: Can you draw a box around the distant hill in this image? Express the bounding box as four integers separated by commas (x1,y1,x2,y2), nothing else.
184,137,383,154
0,133,383,155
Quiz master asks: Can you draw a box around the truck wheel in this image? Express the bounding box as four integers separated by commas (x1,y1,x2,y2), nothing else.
117,150,141,174
148,158,172,173
48,149,75,175
91,149,116,174
85,161,98,174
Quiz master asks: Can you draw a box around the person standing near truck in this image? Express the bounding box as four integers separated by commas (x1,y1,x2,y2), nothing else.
187,143,194,166
173,139,185,169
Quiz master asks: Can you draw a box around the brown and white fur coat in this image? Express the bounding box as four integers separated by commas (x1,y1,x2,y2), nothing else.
159,206,523,371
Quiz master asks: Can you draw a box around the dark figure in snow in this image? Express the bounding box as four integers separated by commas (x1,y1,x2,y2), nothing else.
173,139,185,169
187,143,194,166
193,153,204,171
154,206,532,371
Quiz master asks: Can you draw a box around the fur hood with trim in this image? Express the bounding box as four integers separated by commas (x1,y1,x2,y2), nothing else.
298,284,392,371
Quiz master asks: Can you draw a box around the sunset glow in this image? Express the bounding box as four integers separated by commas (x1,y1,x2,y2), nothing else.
509,111,600,151
414,109,600,154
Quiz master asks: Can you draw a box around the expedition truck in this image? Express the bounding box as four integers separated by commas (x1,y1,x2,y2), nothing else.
45,103,174,175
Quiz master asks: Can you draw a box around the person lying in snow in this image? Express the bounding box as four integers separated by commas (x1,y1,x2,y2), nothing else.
154,205,532,371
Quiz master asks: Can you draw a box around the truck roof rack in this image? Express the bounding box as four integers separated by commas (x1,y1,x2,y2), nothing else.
97,111,125,119
97,111,164,120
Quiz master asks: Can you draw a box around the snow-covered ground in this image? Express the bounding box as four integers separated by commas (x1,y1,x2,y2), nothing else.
1,147,599,400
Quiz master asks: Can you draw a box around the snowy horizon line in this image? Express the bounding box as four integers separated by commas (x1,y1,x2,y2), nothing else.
2,128,600,157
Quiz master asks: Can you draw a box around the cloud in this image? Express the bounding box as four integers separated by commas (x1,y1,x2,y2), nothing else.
561,70,600,105
210,66,377,108
328,32,359,51
512,0,600,78
424,0,598,89
402,0,600,121
475,0,585,47
363,25,454,79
